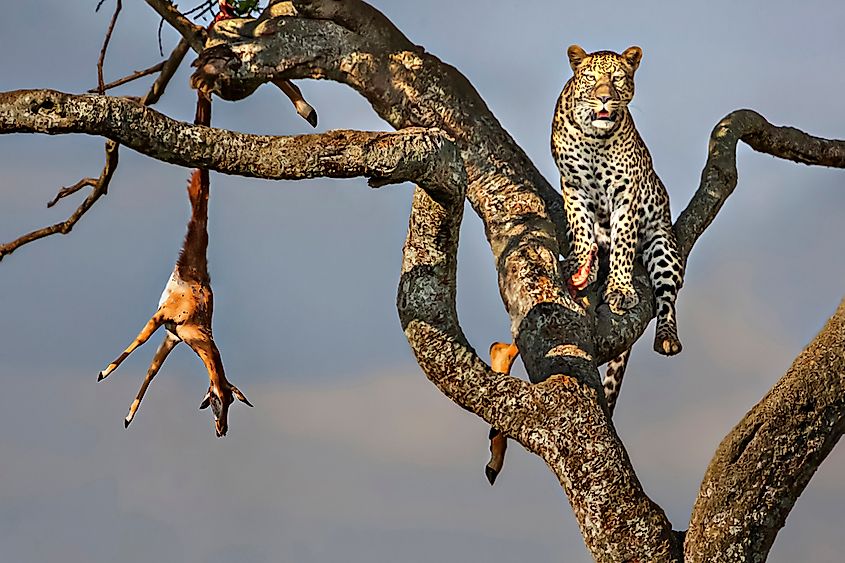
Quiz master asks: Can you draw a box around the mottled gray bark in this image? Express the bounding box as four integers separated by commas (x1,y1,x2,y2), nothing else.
3,1,845,561
0,90,459,186
685,298,845,562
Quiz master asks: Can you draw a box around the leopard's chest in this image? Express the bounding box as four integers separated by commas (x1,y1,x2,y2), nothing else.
555,139,639,210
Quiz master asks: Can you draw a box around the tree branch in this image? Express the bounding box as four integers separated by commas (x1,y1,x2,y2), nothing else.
0,90,458,186
674,109,845,261
10,5,845,560
144,0,206,52
0,140,118,261
87,60,166,94
187,13,687,560
685,297,845,562
96,0,123,95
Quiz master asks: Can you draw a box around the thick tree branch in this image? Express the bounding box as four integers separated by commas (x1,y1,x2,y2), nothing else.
0,89,459,187
187,13,684,561
287,0,416,51
685,297,845,562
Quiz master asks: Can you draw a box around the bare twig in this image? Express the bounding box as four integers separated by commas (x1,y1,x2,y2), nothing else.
0,40,189,262
184,0,216,18
96,0,123,95
141,39,190,105
47,178,98,208
0,141,118,261
87,60,166,93
145,0,207,52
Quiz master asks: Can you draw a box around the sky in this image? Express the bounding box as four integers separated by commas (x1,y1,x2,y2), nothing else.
1,1,844,561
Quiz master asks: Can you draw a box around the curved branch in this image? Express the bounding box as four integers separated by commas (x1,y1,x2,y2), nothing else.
185,11,682,560
674,109,845,261
399,152,680,563
685,297,845,562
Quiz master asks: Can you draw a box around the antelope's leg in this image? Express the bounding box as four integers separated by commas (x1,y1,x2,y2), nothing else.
273,79,318,127
124,331,180,428
98,314,163,381
485,342,520,485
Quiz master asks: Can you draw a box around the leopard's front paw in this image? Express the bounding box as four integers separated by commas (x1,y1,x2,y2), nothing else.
563,244,598,293
604,283,638,315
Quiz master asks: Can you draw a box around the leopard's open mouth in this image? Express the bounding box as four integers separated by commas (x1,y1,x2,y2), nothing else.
592,109,616,121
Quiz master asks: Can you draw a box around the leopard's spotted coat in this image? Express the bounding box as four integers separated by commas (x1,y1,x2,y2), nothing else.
551,45,684,413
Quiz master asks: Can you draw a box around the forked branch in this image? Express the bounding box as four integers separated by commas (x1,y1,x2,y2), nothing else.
177,8,845,561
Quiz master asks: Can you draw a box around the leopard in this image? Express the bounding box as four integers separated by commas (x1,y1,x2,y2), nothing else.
551,45,684,413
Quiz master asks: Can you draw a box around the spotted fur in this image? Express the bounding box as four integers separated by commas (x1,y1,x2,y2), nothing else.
551,45,684,412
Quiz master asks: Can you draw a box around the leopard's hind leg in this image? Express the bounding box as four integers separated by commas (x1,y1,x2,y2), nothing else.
641,228,684,355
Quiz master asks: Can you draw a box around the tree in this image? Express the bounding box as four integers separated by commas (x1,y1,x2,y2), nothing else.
1,1,843,561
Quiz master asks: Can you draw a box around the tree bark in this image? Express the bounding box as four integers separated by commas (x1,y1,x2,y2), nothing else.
685,297,845,562
0,90,460,185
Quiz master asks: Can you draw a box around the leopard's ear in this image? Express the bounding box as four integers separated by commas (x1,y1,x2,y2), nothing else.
567,45,589,71
622,46,643,71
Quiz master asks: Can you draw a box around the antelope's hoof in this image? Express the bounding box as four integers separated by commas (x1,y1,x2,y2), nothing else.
485,464,500,486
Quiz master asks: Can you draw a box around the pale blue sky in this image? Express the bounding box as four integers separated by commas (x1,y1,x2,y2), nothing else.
1,1,844,561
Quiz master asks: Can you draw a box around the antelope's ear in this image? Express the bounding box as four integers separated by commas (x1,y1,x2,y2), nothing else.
199,392,211,410
567,45,589,71
622,46,643,71
232,386,254,407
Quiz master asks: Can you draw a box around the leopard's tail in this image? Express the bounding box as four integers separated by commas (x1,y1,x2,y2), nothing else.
603,348,631,416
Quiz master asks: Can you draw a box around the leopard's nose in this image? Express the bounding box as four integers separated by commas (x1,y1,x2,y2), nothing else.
598,96,611,104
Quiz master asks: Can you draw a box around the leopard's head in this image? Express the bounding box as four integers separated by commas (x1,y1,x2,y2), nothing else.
566,45,642,133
